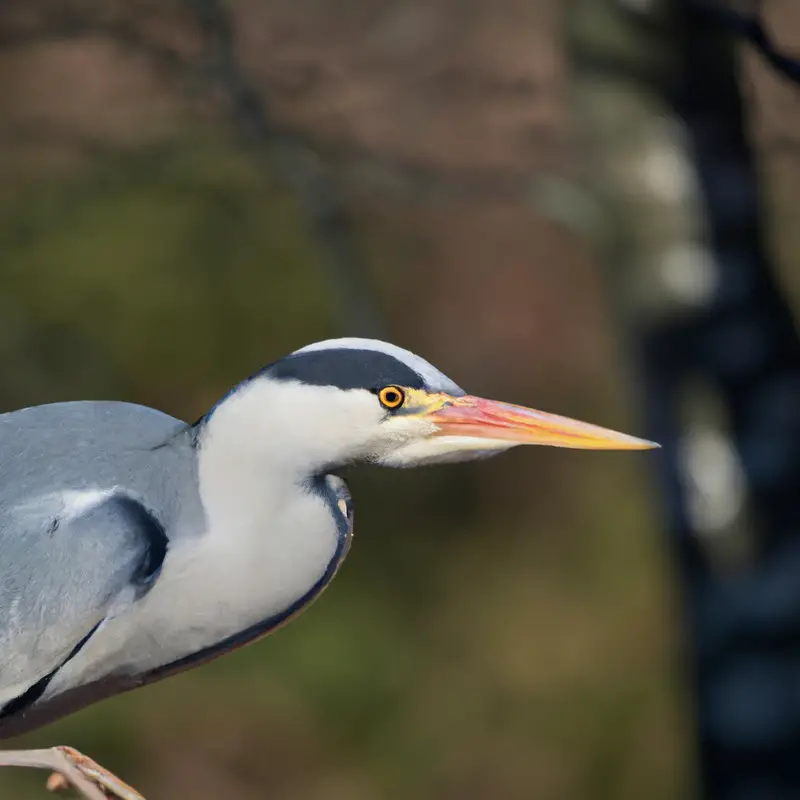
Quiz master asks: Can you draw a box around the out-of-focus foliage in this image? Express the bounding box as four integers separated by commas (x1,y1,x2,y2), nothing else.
0,139,333,411
1,0,796,798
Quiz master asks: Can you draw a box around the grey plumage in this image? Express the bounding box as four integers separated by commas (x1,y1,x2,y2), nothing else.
0,402,202,732
0,393,359,738
0,401,193,510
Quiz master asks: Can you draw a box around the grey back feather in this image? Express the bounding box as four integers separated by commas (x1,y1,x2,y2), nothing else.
0,401,200,720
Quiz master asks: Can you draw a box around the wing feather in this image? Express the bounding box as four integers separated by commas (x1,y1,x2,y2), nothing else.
0,491,167,719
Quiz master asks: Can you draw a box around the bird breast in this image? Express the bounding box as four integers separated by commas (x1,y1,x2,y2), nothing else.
45,476,352,694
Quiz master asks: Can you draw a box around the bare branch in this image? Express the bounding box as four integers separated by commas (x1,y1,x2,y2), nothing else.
0,748,106,800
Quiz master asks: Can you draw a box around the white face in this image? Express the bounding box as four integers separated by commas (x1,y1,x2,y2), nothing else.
281,338,517,467
205,381,655,477
201,338,656,476
271,382,654,471
289,339,655,466
203,378,485,472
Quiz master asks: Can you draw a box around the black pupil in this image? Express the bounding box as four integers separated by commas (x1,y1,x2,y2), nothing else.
385,390,400,405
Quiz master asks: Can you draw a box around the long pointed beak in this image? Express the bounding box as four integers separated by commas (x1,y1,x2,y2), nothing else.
425,395,658,451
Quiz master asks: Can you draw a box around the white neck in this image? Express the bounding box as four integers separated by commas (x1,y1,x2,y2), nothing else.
50,379,366,688
190,378,370,596
199,377,381,491
166,378,367,647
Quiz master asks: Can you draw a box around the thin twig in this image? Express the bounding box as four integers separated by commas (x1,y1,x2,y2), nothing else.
0,748,106,800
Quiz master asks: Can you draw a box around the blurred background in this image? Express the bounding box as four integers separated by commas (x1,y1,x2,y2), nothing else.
2,1,800,799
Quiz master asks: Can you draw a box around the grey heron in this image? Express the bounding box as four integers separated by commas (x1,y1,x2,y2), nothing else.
0,338,656,799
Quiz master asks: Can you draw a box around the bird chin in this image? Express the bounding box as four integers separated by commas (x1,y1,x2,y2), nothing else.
379,436,516,467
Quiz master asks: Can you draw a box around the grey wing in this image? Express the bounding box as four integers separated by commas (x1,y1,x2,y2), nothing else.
0,491,167,717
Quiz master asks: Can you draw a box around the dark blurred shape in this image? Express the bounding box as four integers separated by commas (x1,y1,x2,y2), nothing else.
694,1,800,87
570,0,800,798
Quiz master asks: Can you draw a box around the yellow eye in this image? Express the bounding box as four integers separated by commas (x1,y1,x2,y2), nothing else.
378,386,405,409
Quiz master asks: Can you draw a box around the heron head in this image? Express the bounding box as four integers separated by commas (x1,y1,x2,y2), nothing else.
201,338,656,472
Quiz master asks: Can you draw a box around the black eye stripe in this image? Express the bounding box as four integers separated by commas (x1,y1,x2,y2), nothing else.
266,349,426,391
